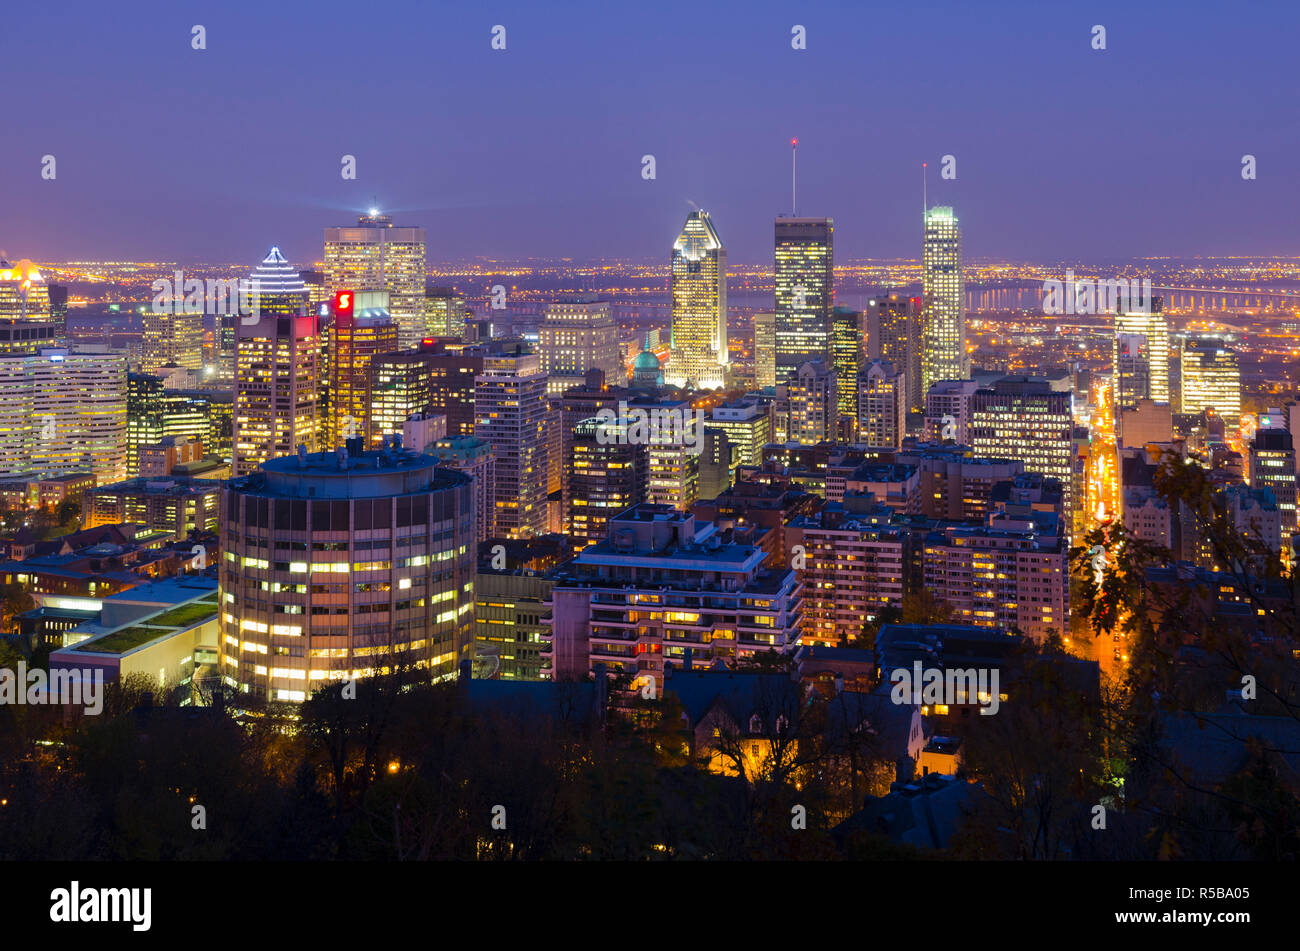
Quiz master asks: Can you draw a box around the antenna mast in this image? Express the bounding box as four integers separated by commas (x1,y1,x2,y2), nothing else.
791,138,798,216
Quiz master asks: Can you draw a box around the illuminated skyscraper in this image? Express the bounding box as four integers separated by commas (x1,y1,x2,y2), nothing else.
425,285,468,338
324,212,427,347
142,309,204,372
970,378,1073,524
567,416,648,552
1114,298,1169,403
774,217,834,382
1181,338,1240,423
1249,429,1298,531
668,211,728,389
475,349,549,538
752,311,776,389
1114,333,1151,409
831,306,862,427
867,293,921,414
233,248,320,476
539,295,624,394
126,373,210,477
921,206,965,394
329,291,399,447
0,260,61,355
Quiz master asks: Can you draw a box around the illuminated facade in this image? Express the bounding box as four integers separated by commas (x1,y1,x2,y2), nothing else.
369,348,434,444
567,416,648,551
969,378,1073,524
233,249,320,476
329,293,399,447
0,346,127,484
126,374,211,477
475,350,549,538
831,306,862,425
921,207,965,395
668,211,728,389
427,434,496,544
1180,338,1240,424
539,296,623,394
868,294,921,413
142,309,204,372
774,217,834,382
1114,333,1150,409
752,311,776,389
1249,429,1297,531
425,286,468,339
219,450,476,702
707,398,771,471
858,360,906,449
0,260,52,323
787,360,837,445
1114,302,1169,403
324,213,427,347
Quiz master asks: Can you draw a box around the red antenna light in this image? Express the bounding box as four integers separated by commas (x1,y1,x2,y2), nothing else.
791,138,798,146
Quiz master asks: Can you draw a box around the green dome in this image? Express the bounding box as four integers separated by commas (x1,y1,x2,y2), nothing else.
633,350,661,370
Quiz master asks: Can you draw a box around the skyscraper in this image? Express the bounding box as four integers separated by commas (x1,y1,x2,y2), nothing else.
867,293,921,414
787,360,838,445
324,212,427,347
1249,429,1298,532
567,416,648,552
475,349,549,538
1181,338,1241,424
425,285,469,339
539,295,624,394
1114,299,1169,403
668,210,728,389
774,217,834,382
329,291,399,447
142,308,204,373
233,248,320,476
921,207,965,395
831,306,863,428
1115,333,1151,409
970,378,1074,524
752,311,777,390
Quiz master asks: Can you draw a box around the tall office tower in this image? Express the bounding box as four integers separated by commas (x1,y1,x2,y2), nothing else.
921,207,965,395
369,348,434,443
475,350,549,538
141,309,204,372
298,269,331,309
1114,333,1151,410
0,260,61,355
324,212,427,347
667,210,728,389
0,346,127,483
707,397,771,471
924,378,980,443
233,248,320,476
1249,429,1298,531
1181,338,1241,424
539,295,624,394
427,434,496,543
774,217,834,382
425,285,469,338
1114,298,1169,403
47,283,68,333
219,448,476,702
752,311,777,389
329,291,399,448
867,293,921,413
831,306,863,427
125,374,210,476
858,360,906,448
787,360,837,445
427,339,501,437
970,378,1074,524
566,416,648,551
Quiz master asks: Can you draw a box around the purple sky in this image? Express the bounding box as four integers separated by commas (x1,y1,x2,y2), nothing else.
4,0,1298,266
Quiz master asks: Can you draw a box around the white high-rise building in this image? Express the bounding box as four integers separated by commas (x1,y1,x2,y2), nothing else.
858,360,906,448
922,207,965,395
1114,302,1169,403
475,350,549,538
539,296,624,394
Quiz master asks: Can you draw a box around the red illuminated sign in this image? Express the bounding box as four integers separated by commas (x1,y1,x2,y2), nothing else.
334,290,354,317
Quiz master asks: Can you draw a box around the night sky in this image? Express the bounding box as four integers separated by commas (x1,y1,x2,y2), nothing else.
4,0,1298,265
